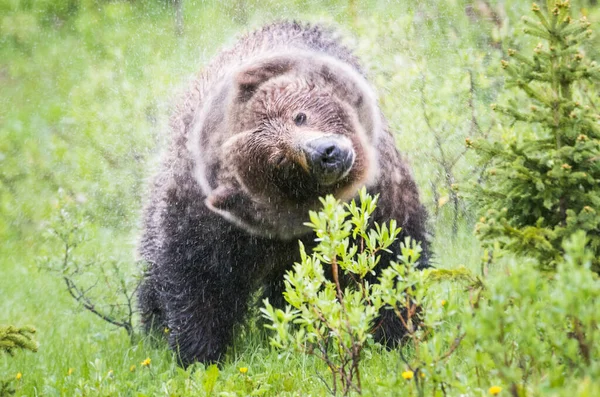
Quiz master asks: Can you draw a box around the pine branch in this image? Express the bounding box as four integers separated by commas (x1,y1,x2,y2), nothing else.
0,325,38,356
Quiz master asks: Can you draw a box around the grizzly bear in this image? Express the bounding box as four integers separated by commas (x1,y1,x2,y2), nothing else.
138,21,429,366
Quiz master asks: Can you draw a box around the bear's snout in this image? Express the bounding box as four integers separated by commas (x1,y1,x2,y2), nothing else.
303,135,355,186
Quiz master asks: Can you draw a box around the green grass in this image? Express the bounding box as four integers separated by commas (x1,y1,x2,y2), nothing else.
1,1,599,396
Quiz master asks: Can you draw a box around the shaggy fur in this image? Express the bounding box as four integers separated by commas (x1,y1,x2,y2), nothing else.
138,21,430,366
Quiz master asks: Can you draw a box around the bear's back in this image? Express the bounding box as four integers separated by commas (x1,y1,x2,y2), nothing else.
170,22,364,144
202,22,363,92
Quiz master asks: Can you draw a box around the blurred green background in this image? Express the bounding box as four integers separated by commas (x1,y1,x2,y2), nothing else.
1,0,599,395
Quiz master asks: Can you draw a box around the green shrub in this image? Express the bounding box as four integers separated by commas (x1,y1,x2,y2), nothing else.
261,189,402,395
261,189,474,396
461,231,600,396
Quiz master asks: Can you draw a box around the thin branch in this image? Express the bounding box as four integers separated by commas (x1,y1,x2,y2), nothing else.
63,276,133,336
439,332,466,361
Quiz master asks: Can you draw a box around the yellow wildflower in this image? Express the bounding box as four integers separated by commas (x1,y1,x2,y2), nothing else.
130,365,136,372
401,371,414,380
141,358,151,367
239,367,248,374
437,196,449,208
16,372,22,380
441,299,448,307
67,368,74,376
489,385,502,395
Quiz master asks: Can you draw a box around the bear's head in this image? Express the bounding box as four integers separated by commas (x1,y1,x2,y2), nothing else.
188,51,382,239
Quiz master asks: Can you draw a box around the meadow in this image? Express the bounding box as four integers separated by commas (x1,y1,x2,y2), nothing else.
1,0,599,395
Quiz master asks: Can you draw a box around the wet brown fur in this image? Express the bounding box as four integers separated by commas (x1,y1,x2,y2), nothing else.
138,21,430,366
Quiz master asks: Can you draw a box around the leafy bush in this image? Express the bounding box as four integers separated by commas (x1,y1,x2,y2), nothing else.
461,231,600,396
261,189,600,396
261,189,475,396
261,189,402,395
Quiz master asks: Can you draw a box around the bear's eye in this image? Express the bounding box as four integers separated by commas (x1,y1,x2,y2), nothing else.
294,112,307,126
275,154,287,167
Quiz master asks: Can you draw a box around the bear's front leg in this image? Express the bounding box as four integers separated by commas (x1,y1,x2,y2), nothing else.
161,270,253,366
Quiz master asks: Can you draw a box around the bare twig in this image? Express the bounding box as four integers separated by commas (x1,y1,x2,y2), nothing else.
419,73,464,235
439,332,466,361
173,0,184,36
48,212,139,343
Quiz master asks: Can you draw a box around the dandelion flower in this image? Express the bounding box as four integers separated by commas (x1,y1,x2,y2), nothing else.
67,368,74,376
401,371,414,380
239,367,248,374
16,372,22,380
130,365,136,372
141,358,151,367
489,386,502,395
441,299,448,307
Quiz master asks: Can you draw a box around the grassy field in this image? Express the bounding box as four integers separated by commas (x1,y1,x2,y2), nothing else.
1,0,599,396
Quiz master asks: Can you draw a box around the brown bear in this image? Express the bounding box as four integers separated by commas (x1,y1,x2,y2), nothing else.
138,21,429,366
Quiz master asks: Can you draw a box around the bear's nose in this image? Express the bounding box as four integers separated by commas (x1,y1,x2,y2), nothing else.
304,136,355,186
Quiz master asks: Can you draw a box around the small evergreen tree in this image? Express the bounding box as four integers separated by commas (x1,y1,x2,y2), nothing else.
469,0,600,272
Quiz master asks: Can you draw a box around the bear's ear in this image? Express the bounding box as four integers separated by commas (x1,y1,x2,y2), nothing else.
317,61,382,141
235,56,296,102
205,184,259,230
205,185,244,212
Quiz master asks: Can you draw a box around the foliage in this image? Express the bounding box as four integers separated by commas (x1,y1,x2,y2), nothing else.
0,325,36,397
0,325,37,356
1,0,600,396
469,0,600,271
261,189,401,395
461,231,600,396
374,244,481,397
262,189,475,396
